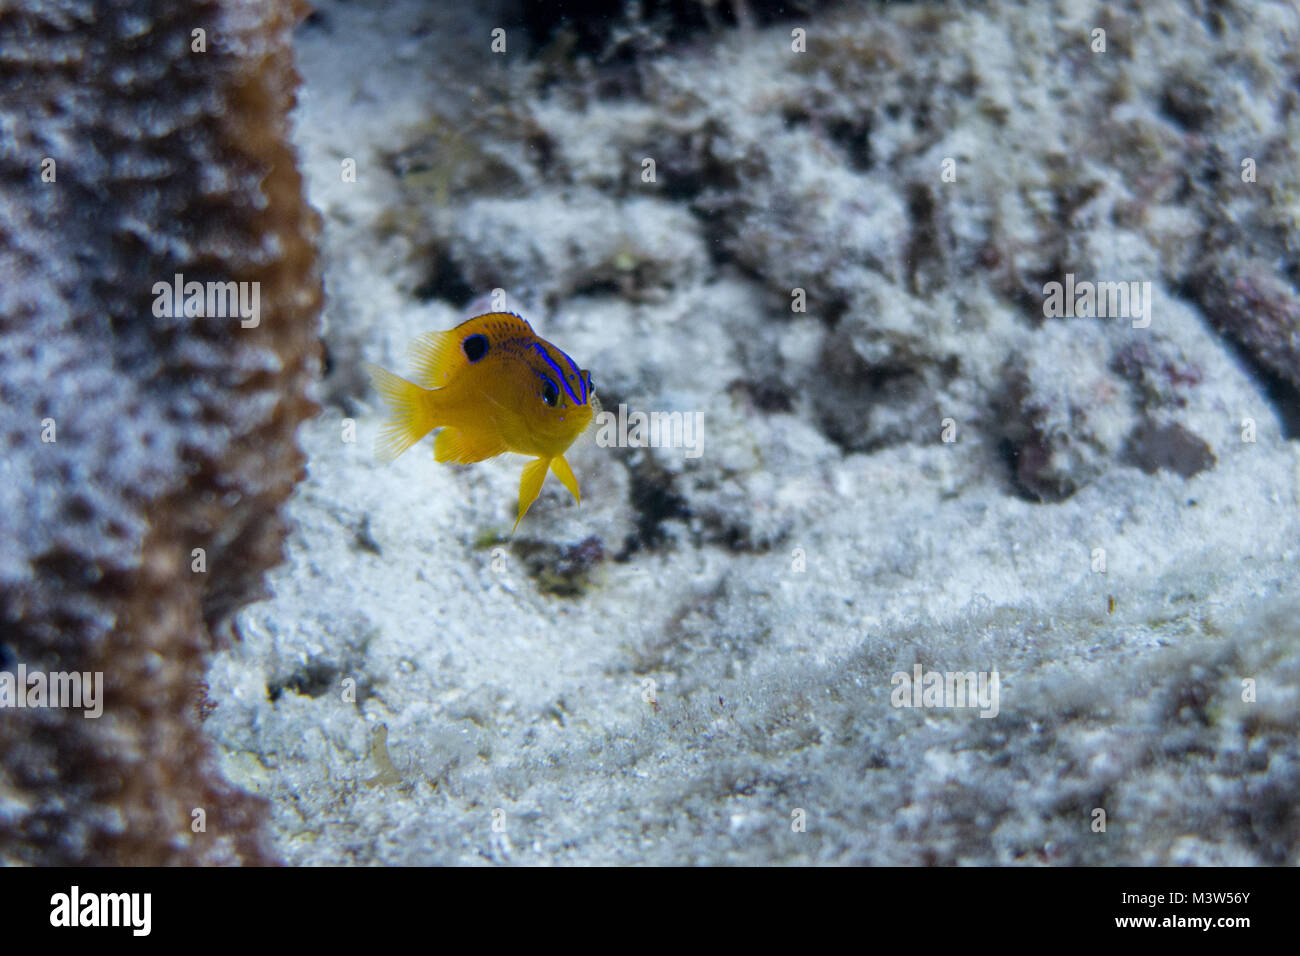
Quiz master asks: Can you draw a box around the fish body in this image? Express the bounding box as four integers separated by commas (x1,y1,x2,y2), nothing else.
366,312,596,529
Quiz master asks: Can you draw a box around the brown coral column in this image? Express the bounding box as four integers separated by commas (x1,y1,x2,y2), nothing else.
0,0,322,864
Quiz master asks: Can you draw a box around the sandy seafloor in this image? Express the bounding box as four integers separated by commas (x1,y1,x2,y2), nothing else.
204,0,1300,864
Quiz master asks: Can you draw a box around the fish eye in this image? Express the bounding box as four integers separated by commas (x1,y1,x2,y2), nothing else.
542,380,558,407
462,334,488,362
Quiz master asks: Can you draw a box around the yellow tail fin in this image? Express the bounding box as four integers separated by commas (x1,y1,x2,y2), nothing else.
366,362,437,461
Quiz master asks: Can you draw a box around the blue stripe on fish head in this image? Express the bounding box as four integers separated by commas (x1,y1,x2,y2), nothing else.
531,342,583,405
555,346,586,403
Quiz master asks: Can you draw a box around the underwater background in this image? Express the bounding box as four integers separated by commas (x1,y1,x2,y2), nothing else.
2,0,1298,864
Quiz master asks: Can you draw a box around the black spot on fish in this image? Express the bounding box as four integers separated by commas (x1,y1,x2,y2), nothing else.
463,334,488,362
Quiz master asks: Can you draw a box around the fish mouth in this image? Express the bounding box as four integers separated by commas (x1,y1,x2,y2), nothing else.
563,405,595,436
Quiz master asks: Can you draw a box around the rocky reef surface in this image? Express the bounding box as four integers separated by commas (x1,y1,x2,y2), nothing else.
196,0,1299,865
5,0,1296,865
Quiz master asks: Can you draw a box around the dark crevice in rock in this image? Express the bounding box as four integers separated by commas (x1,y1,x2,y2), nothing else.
619,454,691,558
826,117,874,172
269,662,347,702
520,0,827,61
412,247,477,307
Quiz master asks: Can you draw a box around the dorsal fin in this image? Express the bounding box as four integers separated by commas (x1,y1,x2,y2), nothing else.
408,312,537,388
407,330,461,387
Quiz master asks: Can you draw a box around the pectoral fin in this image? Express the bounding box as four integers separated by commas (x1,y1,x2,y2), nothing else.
433,426,507,464
514,457,551,532
550,455,581,505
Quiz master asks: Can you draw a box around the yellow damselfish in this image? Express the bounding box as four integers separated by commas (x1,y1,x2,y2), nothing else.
366,312,598,529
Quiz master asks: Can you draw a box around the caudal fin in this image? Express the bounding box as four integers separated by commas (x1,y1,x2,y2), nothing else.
366,362,437,461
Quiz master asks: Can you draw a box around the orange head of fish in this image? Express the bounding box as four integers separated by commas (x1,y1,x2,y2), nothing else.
499,333,597,457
